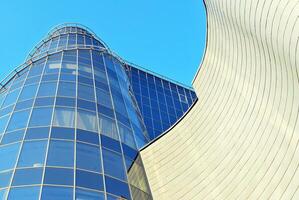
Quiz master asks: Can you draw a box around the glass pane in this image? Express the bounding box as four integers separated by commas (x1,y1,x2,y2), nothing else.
99,115,118,140
78,84,95,102
18,84,38,101
53,107,75,127
8,186,40,200
0,171,12,188
118,123,136,149
75,188,104,200
41,186,73,200
0,189,7,199
76,170,103,191
77,129,99,145
1,129,25,145
44,167,73,186
76,142,101,172
18,140,47,167
12,168,43,186
0,143,21,171
25,127,49,140
7,109,30,131
105,176,130,200
29,107,53,127
37,82,57,97
2,89,21,107
102,148,126,180
51,127,74,140
57,82,76,97
77,110,97,132
47,140,74,167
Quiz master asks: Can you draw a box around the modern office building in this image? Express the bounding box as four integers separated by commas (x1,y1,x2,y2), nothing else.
1,0,298,199
0,24,196,200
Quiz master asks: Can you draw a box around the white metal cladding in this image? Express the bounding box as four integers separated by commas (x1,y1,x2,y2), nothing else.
141,0,299,199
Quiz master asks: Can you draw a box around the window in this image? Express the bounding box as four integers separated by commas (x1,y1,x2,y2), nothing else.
35,97,55,107
77,99,96,111
76,188,104,200
2,89,21,107
29,107,53,127
76,142,101,172
102,148,126,180
7,109,30,131
47,140,74,167
37,82,57,97
18,84,38,101
98,115,118,140
0,170,12,188
12,168,43,186
77,129,99,145
15,99,34,111
105,176,130,200
28,59,45,77
53,107,75,128
96,88,112,108
56,97,75,107
8,186,40,200
0,115,9,134
1,129,25,145
77,109,97,132
25,127,49,140
57,82,76,97
0,143,21,171
18,140,47,167
118,123,136,149
76,170,103,191
78,84,95,102
101,135,121,153
51,127,74,140
44,167,73,186
41,186,73,200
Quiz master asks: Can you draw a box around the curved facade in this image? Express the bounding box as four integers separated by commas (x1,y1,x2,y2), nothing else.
141,0,299,199
0,25,153,200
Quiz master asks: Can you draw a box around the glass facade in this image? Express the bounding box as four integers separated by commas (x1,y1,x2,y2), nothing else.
0,24,196,200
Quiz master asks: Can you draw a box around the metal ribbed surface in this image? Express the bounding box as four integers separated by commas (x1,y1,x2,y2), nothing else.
141,0,299,199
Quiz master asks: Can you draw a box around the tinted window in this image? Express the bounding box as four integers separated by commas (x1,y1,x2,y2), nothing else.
0,170,12,188
25,127,49,140
76,142,101,172
12,168,43,186
41,186,73,200
0,143,20,171
76,188,104,200
105,176,130,200
18,140,47,167
37,82,57,97
76,170,103,191
77,109,97,132
77,129,99,145
53,107,75,127
1,129,25,145
51,127,74,140
7,109,30,131
18,84,38,101
102,148,126,180
47,140,74,167
57,82,76,97
29,107,53,127
44,167,73,186
8,186,40,200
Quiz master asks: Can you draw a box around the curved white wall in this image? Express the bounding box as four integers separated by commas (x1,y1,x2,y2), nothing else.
141,0,299,199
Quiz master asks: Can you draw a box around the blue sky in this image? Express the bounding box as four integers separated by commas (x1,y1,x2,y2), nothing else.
0,0,206,86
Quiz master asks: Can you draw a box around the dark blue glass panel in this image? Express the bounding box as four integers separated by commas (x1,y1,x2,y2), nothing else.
51,127,75,140
44,167,73,186
77,99,96,111
25,127,49,140
60,73,76,82
0,170,12,188
122,144,138,160
42,74,59,82
2,89,20,107
34,97,55,107
97,105,114,118
47,140,74,167
29,107,53,127
56,97,75,107
77,129,99,145
78,84,95,102
78,76,93,85
1,130,25,145
12,168,43,186
0,105,14,117
102,148,126,180
41,186,73,200
76,170,103,191
105,176,130,200
18,140,47,167
8,186,40,200
76,188,104,200
100,135,121,153
76,142,101,172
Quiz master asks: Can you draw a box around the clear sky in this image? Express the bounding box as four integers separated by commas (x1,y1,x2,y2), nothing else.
0,0,206,86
